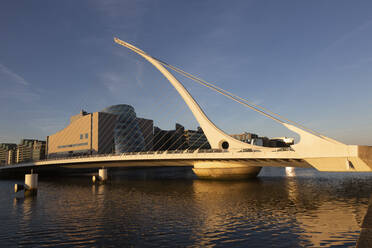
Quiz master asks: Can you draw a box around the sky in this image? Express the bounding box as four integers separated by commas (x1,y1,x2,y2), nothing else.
0,0,372,145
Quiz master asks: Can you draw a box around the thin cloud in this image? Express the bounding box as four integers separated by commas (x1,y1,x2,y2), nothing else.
0,63,29,86
0,63,40,102
101,71,136,95
324,19,372,52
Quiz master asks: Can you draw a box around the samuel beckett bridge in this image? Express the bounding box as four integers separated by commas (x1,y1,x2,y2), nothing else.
1,38,371,179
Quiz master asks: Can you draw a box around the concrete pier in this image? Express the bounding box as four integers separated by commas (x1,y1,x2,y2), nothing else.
24,172,38,196
93,168,108,183
99,168,108,181
192,161,262,179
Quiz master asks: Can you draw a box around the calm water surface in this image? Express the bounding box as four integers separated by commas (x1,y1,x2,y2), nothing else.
0,167,371,247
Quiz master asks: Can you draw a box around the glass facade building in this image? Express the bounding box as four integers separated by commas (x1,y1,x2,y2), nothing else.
101,104,145,153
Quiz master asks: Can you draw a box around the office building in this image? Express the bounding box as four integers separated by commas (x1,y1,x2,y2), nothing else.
137,118,154,151
0,143,17,165
16,139,46,163
153,124,184,151
230,132,293,147
184,127,210,150
153,124,210,151
32,140,46,161
47,110,117,158
230,132,259,144
101,104,145,153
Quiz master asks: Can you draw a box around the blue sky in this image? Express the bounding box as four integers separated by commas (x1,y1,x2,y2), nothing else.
1,0,372,145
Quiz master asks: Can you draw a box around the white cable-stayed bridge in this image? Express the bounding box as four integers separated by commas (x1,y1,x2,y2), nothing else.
1,38,371,179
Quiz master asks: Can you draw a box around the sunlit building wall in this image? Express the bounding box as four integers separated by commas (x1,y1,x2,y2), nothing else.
47,110,117,158
7,149,15,165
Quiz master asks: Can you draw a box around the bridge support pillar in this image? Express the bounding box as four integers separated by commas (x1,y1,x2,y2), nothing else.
24,171,38,196
99,168,108,181
93,168,108,183
193,161,261,179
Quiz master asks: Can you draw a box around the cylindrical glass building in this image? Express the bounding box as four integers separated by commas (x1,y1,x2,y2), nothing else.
101,104,145,153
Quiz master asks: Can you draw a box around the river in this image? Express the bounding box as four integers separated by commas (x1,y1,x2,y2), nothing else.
0,167,371,247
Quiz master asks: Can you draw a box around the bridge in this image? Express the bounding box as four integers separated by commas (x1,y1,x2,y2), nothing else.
1,38,371,179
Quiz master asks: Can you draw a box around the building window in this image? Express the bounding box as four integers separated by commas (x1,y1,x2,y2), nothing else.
80,134,83,139
85,133,88,139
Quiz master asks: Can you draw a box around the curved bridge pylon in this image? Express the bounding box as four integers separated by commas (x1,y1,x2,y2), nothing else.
113,38,263,152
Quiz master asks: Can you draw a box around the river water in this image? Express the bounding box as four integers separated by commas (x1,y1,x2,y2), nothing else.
0,167,371,247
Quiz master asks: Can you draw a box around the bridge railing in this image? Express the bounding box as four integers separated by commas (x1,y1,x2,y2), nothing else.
0,146,296,167
35,147,294,162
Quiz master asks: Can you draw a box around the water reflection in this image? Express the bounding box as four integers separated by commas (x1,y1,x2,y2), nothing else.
190,177,368,247
285,167,296,177
0,173,371,247
13,195,37,222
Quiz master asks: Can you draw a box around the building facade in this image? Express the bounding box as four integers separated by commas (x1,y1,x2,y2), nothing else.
153,124,184,151
32,141,46,161
184,127,210,150
0,143,17,165
230,132,293,147
16,139,46,163
47,110,117,158
153,124,210,151
230,132,259,144
137,118,154,151
8,149,15,165
101,105,145,153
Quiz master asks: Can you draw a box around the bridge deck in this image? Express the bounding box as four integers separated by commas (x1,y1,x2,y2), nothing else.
2,146,371,173
0,149,314,172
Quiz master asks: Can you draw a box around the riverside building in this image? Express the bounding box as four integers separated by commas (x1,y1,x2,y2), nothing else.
16,139,46,163
46,104,211,157
230,132,294,147
153,124,210,151
137,118,154,151
0,143,17,165
153,124,185,151
183,127,210,150
230,132,259,144
100,104,146,153
47,110,117,158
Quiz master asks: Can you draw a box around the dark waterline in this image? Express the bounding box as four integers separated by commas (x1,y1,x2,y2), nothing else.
0,167,371,247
